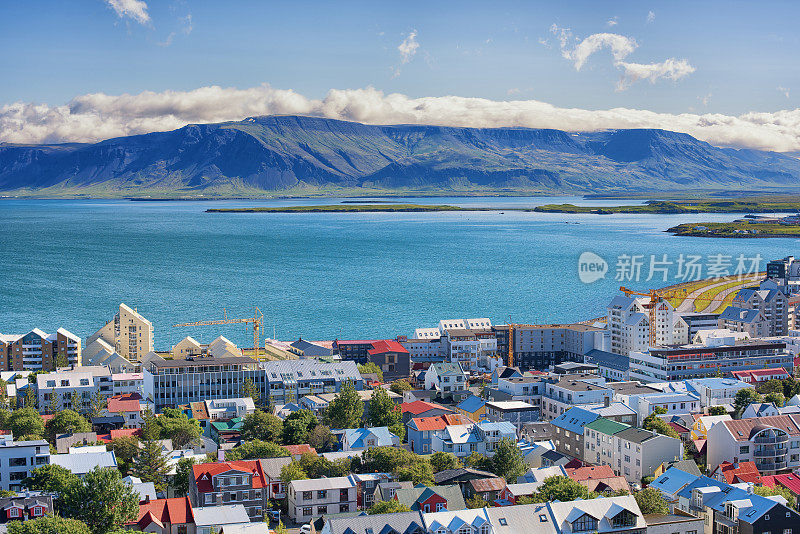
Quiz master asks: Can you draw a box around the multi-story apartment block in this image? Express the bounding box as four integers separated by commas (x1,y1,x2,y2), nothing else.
399,338,443,363
583,417,683,483
484,401,539,430
86,303,153,362
287,476,357,523
366,340,410,381
583,349,629,381
0,435,50,492
0,328,81,372
263,359,363,406
112,372,144,396
678,312,723,338
541,375,612,420
730,286,789,337
634,393,700,423
190,460,268,521
717,307,768,337
424,362,467,394
144,354,265,410
37,366,113,414
550,407,600,460
629,334,793,383
332,340,380,364
494,374,545,404
707,414,800,475
493,323,605,371
431,422,516,458
607,295,688,356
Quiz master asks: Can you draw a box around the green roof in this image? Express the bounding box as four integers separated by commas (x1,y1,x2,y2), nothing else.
584,417,630,436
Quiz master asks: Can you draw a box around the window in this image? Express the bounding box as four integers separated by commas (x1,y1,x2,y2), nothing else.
740,446,750,454
436,503,445,512
302,491,312,501
573,515,597,532
302,507,312,517
339,504,349,513
498,519,507,527
783,529,792,534
318,490,327,499
317,506,327,515
8,509,20,518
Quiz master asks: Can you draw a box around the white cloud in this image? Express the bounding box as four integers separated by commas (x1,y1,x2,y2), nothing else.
398,30,419,64
646,11,656,23
106,0,150,25
779,86,791,99
700,93,712,107
551,25,695,90
4,84,800,152
607,16,618,27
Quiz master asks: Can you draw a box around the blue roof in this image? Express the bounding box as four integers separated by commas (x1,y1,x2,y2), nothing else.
343,427,397,448
685,378,749,391
719,306,762,324
584,349,629,371
456,395,485,413
550,407,599,434
476,421,516,434
650,467,701,497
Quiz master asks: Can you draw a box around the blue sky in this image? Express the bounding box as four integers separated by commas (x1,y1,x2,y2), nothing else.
2,1,800,150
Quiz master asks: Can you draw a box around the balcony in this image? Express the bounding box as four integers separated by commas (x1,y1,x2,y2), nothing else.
756,460,788,471
754,448,787,458
754,434,789,444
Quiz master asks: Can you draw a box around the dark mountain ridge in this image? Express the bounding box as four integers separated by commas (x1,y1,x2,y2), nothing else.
1,115,799,196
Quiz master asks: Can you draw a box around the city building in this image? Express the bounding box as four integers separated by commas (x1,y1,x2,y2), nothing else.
50,446,118,476
106,393,145,428
393,484,467,512
541,375,612,420
288,339,334,359
730,287,789,337
690,414,732,441
341,427,400,451
0,328,81,372
366,340,410,381
287,476,356,523
112,372,144,396
262,359,363,406
550,407,600,461
730,367,791,384
128,496,194,534
407,414,473,454
766,255,800,290
424,362,467,395
0,436,50,492
706,414,800,475
583,349,629,381
0,493,53,524
431,422,516,458
678,312,723,338
86,303,153,363
454,395,487,422
36,366,113,414
190,460,268,521
204,398,256,421
607,295,688,356
493,323,606,371
400,338,443,363
546,496,646,534
484,401,539,430
718,307,768,337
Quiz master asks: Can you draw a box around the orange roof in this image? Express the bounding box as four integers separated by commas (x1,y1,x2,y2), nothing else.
98,428,142,443
192,460,266,493
469,476,507,492
107,393,142,413
411,413,472,431
566,465,616,481
723,415,800,441
130,497,193,528
718,461,761,484
401,400,449,415
285,444,317,457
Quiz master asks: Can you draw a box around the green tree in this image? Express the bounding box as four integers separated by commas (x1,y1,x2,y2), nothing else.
47,389,59,415
132,433,170,493
24,464,79,497
390,380,413,395
535,476,592,502
465,494,487,509
325,382,363,429
395,462,434,485
242,410,283,442
108,436,140,466
782,378,800,399
225,440,290,461
462,452,494,472
367,500,410,515
491,438,526,481
24,387,37,410
173,457,199,496
282,409,318,444
367,388,402,437
643,413,681,439
60,467,139,534
88,392,106,419
240,378,260,406
734,388,763,416
429,451,462,473
758,379,784,395
708,406,727,416
45,409,90,442
8,408,44,439
7,516,92,534
765,392,786,407
358,362,383,382
361,446,417,473
634,487,670,515
279,462,308,484
152,408,201,448
273,522,289,534
69,390,82,413
755,484,796,508
307,424,337,452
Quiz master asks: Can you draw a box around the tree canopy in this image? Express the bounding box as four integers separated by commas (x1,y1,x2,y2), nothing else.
241,410,283,442
389,380,413,395
225,440,290,461
642,413,680,439
150,408,201,448
282,409,318,444
765,392,786,407
634,487,670,515
7,516,92,534
60,467,139,534
368,500,410,515
395,462,434,485
708,406,727,416
325,382,363,429
429,451,462,472
734,388,763,416
367,388,403,439
307,425,337,452
535,476,593,502
132,433,170,493
358,362,383,382
25,464,79,499
490,438,526,481
8,408,44,439
45,409,90,442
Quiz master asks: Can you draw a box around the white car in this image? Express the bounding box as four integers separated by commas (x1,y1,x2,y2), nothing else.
300,524,312,534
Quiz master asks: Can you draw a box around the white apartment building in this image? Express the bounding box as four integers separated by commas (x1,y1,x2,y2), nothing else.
86,303,154,362
607,295,689,356
112,372,144,396
0,435,50,492
430,422,517,458
424,362,468,393
37,366,113,414
287,476,357,523
635,393,700,423
731,286,789,337
541,375,612,420
400,338,443,362
205,398,256,420
707,414,800,475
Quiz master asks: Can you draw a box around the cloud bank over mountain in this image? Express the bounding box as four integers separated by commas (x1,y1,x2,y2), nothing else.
2,84,800,152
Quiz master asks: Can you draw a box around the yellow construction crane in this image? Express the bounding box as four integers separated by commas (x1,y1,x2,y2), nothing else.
506,323,538,368
173,308,264,359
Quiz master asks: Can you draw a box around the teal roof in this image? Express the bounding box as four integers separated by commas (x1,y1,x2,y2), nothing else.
584,417,629,436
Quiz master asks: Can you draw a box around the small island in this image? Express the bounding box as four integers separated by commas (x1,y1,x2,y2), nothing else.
668,214,800,237
206,203,484,213
534,199,800,214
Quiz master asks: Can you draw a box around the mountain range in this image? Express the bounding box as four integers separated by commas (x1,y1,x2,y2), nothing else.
2,115,800,197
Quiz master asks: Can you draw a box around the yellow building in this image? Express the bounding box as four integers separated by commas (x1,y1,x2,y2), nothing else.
455,395,487,422
691,414,732,440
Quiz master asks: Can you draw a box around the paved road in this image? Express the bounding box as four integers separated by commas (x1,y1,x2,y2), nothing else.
675,277,759,313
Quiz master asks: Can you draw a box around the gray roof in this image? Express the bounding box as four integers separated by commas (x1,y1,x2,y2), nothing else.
150,356,256,368
326,511,426,534
607,381,661,396
433,467,496,485
395,484,466,511
614,427,660,444
290,476,355,491
259,456,293,479
193,504,251,527
50,451,117,475
551,378,609,392
584,350,630,372
486,503,556,534
719,306,763,324
261,359,361,381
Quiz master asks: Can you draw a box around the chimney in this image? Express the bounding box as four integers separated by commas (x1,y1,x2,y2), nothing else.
604,396,610,408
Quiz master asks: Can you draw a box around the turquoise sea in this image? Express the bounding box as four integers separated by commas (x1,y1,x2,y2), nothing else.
2,196,800,349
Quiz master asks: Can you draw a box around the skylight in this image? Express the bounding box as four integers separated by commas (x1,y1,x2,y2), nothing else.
498,519,507,526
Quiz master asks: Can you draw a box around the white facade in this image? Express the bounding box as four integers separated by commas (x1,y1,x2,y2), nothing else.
424,363,467,393
86,303,154,362
37,366,113,414
0,436,50,492
431,422,516,458
205,398,256,420
542,377,612,421
112,372,144,396
707,415,800,474
287,476,357,523
608,295,688,356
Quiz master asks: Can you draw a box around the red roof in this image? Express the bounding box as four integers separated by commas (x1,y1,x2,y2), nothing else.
717,461,761,484
731,368,789,380
566,465,616,481
401,400,449,415
367,340,409,355
761,473,800,495
667,421,690,434
410,413,472,431
107,393,143,413
97,428,142,443
284,444,317,457
130,497,193,528
192,460,266,493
